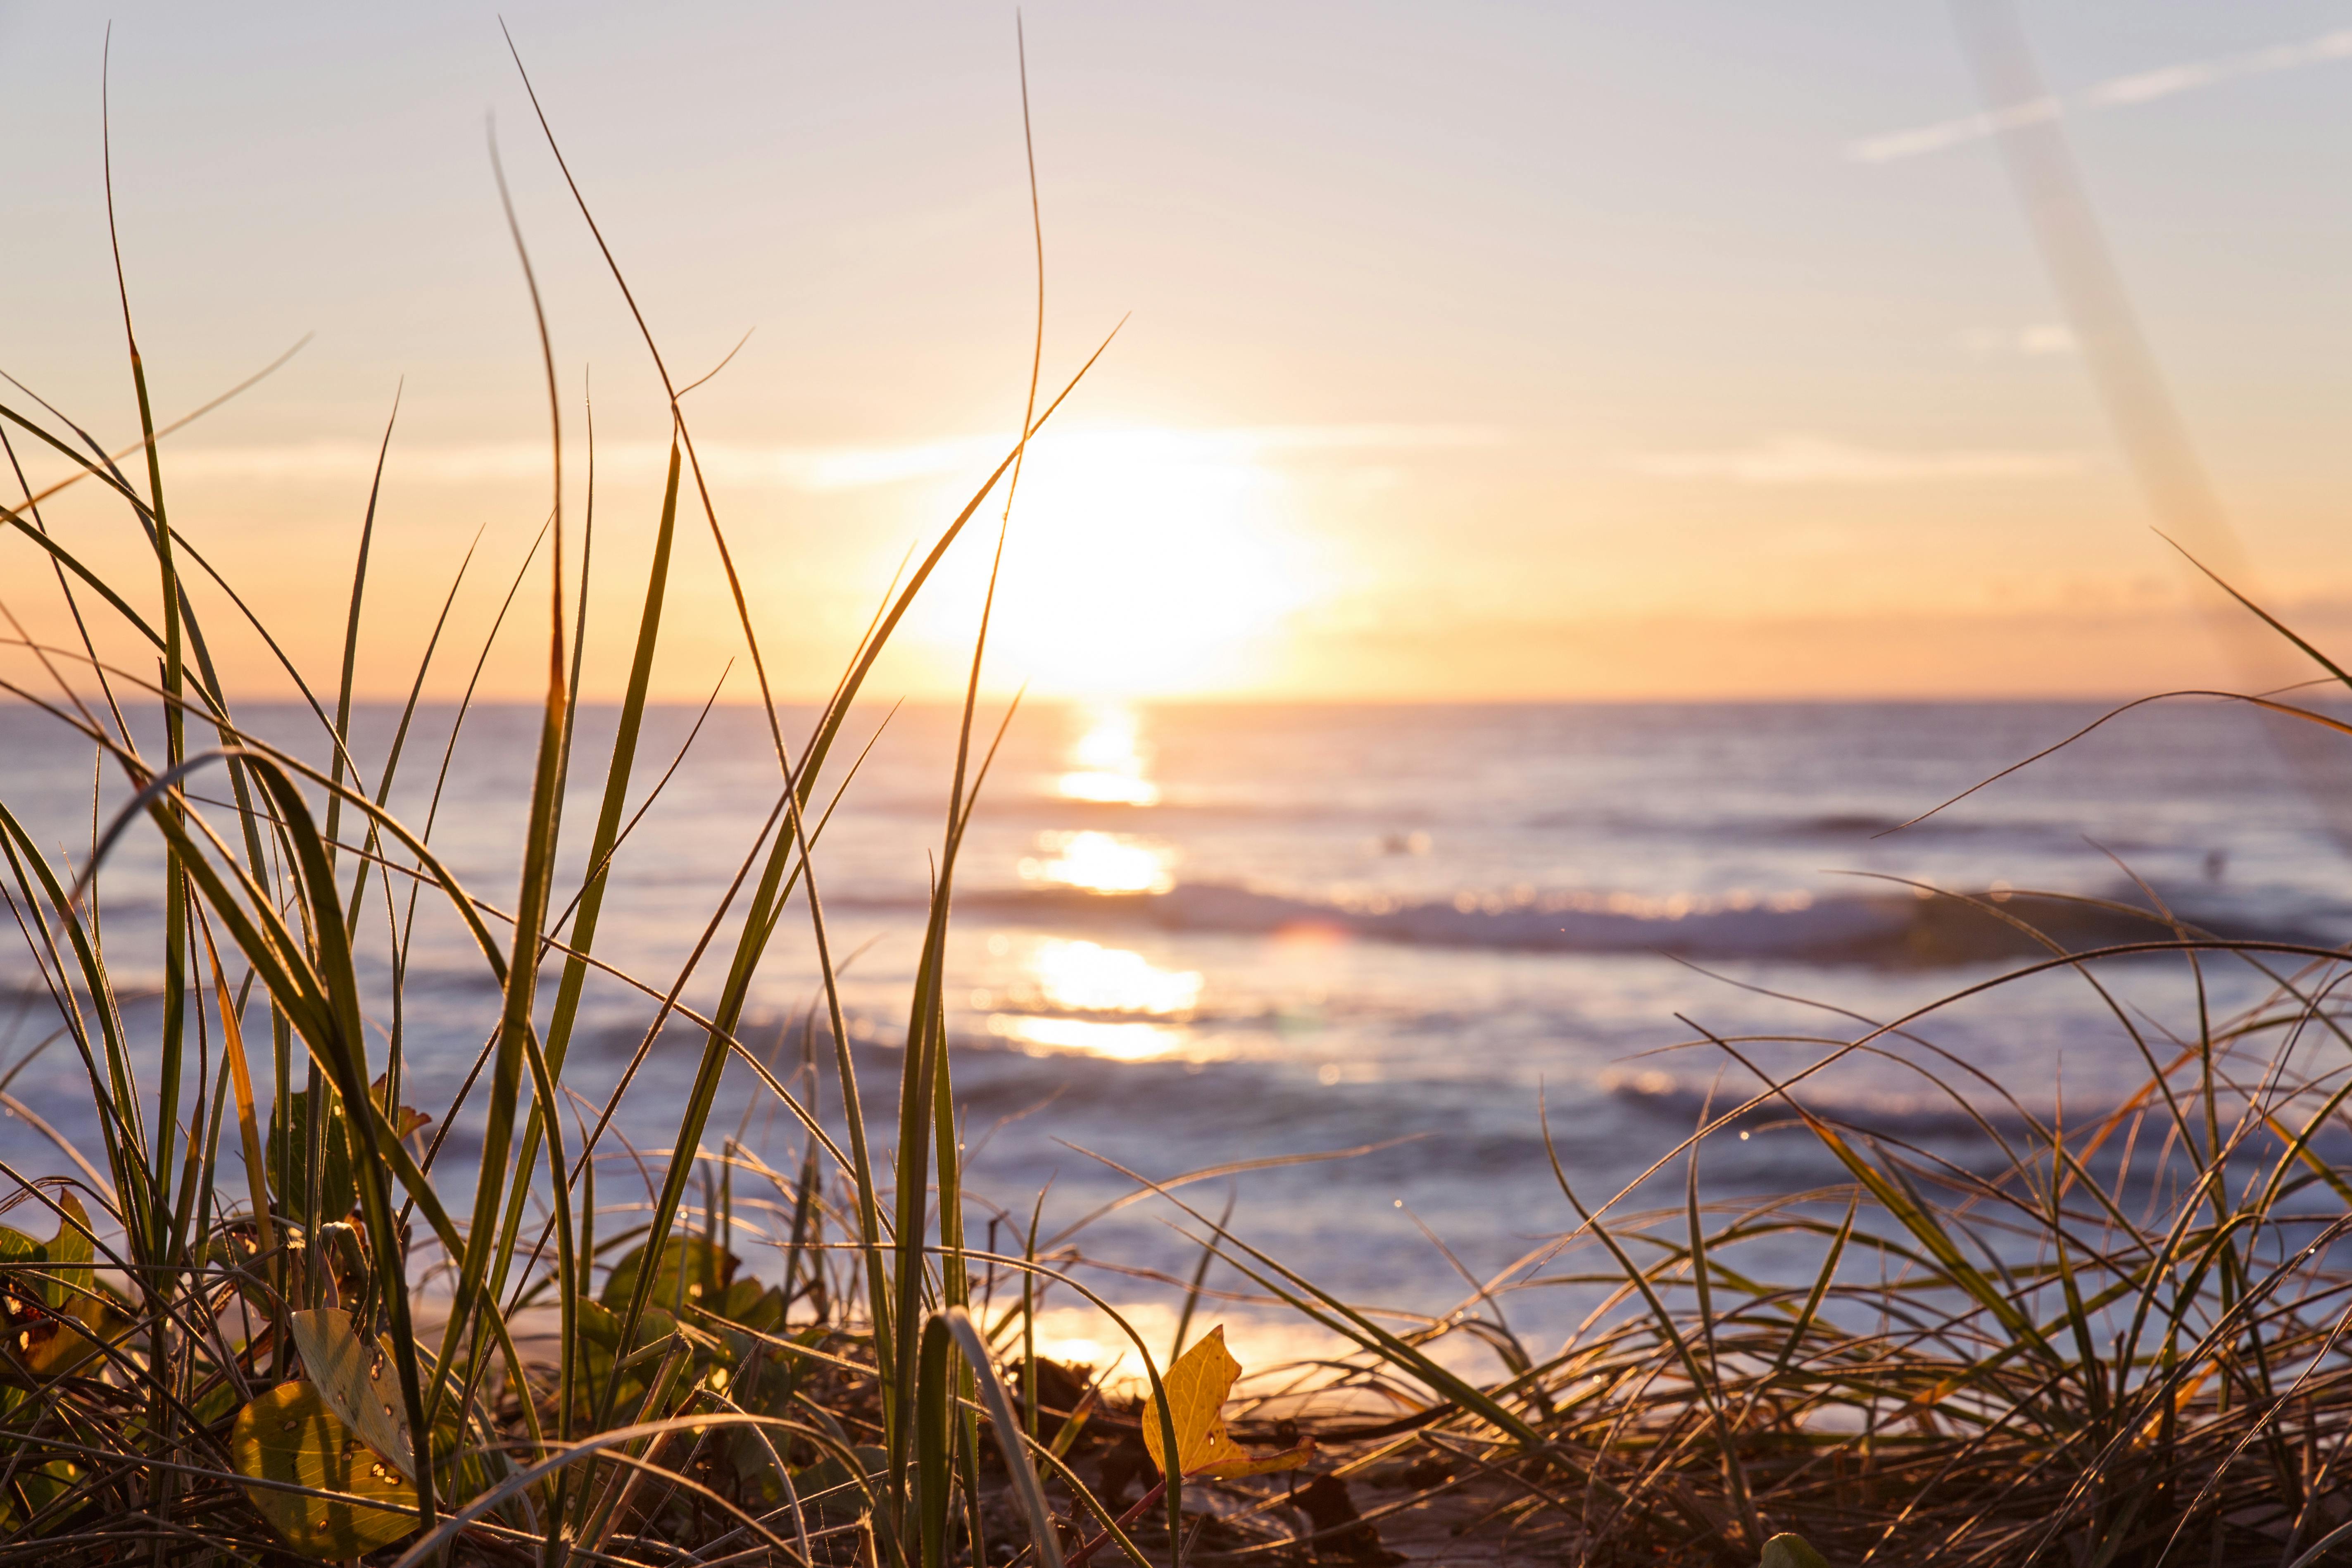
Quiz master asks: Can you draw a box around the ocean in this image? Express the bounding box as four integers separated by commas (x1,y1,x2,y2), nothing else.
2,696,2342,1371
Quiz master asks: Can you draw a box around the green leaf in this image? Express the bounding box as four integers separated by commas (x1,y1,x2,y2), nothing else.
1760,1532,1833,1568
713,1277,787,1334
270,1090,353,1223
231,1379,416,1558
290,1308,414,1477
268,1075,430,1226
310,1220,371,1307
0,1453,78,1532
567,1299,708,1420
0,1196,122,1384
601,1230,735,1315
0,1193,93,1308
40,1195,93,1298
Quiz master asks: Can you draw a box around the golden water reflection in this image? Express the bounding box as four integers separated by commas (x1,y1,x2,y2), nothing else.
1034,938,1203,1014
1057,702,1160,807
986,1014,1189,1061
1018,830,1173,894
985,938,1204,1062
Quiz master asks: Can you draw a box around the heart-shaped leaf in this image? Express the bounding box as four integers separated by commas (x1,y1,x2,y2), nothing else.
712,1276,787,1334
602,1231,735,1314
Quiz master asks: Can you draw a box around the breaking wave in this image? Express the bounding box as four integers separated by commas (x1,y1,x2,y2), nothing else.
947,882,2338,966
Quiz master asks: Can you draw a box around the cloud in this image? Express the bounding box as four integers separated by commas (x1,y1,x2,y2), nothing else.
1848,97,2060,166
1847,27,2352,164
157,436,983,490
1956,323,2076,358
156,424,1504,491
2017,324,2076,356
1226,424,1505,454
1628,435,2089,485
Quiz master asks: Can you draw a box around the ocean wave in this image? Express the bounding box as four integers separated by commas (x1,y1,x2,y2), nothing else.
1595,1067,2044,1142
950,882,2338,966
1520,806,2159,851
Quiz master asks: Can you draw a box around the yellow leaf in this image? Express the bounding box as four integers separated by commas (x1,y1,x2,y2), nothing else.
1205,1442,1314,1480
1140,1326,1307,1481
1140,1326,1244,1480
231,1380,416,1558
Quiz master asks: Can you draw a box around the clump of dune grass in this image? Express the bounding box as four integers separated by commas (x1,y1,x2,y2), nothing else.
1055,778,2352,1568
0,38,1163,1568
8,36,2352,1568
1492,844,2352,1567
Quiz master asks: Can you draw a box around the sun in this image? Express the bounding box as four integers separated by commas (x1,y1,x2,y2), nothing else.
933,428,1318,698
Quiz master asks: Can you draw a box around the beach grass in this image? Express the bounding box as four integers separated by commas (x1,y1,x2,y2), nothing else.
7,49,2352,1568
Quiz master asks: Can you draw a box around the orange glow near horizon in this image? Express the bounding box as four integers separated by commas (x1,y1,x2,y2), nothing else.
9,12,2347,710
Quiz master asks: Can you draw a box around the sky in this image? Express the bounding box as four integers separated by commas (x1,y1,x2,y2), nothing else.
7,2,2352,703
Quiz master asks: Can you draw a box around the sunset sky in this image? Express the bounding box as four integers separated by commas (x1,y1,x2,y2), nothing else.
9,2,2352,702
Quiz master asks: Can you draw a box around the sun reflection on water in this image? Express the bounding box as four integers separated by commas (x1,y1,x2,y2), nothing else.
1057,702,1160,807
1018,830,1173,894
986,1014,1189,1061
1034,938,1203,1014
985,938,1205,1062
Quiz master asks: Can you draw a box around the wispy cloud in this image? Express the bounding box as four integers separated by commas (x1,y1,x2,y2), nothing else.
1629,435,2089,485
1847,27,2352,164
159,436,986,490
157,424,1503,490
1957,323,2076,359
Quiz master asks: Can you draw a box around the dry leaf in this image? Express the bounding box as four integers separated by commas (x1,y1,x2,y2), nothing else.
1201,1443,1314,1480
1139,1327,1312,1481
